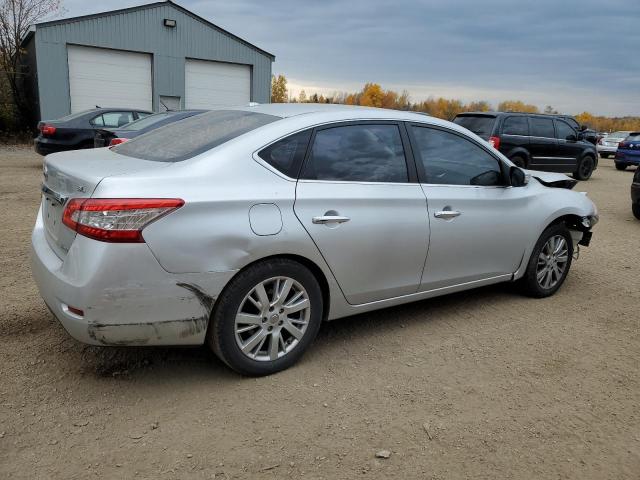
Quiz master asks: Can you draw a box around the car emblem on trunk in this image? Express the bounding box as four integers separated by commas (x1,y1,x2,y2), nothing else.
76,185,86,192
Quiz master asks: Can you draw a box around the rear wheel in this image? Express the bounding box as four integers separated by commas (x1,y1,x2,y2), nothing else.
573,155,595,180
615,162,627,171
207,258,323,376
600,153,609,159
633,203,640,220
519,223,573,298
510,155,527,168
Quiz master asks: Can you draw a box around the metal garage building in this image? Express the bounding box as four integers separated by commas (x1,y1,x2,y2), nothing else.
21,0,274,121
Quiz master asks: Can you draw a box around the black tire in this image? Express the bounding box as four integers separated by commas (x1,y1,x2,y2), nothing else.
633,203,640,220
519,223,574,298
615,162,627,171
207,258,323,376
511,155,527,168
600,153,609,159
573,155,595,180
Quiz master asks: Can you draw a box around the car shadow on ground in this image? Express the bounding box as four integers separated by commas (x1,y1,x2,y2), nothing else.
62,282,517,381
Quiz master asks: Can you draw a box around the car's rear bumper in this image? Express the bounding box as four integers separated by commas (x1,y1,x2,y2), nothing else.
597,145,618,154
34,138,80,156
615,151,640,165
30,205,236,346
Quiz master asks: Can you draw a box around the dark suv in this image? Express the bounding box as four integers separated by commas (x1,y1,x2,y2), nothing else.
453,112,598,180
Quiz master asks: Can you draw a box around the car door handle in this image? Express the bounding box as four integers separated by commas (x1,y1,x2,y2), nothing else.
434,210,462,219
312,215,350,224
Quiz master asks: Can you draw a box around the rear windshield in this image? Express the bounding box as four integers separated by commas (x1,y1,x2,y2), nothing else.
626,133,640,141
453,115,496,138
112,110,280,162
611,131,631,138
122,113,172,131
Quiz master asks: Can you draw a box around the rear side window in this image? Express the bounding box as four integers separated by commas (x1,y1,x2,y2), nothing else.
529,117,555,138
411,126,504,186
258,130,311,178
502,116,529,136
301,124,408,183
113,110,279,162
453,115,496,138
555,120,576,140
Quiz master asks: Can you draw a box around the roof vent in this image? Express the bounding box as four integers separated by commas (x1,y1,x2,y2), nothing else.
164,18,176,28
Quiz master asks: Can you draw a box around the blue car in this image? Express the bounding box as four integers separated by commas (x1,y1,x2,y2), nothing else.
615,132,640,170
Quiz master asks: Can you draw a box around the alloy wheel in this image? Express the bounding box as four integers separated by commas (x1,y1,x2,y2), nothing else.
234,276,311,361
536,235,569,289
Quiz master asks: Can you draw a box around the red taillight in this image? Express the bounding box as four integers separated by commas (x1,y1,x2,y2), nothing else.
598,138,604,145
489,136,501,149
40,124,56,136
109,138,128,147
619,141,626,148
62,198,184,243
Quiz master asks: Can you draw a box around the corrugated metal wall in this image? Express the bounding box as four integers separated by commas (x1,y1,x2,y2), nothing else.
34,3,273,119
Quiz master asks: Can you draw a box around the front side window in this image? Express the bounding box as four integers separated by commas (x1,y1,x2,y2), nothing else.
502,116,529,136
529,117,555,138
301,124,408,183
555,120,576,140
258,130,311,178
411,126,504,186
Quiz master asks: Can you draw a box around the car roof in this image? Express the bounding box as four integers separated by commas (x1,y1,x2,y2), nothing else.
230,102,448,123
457,111,577,120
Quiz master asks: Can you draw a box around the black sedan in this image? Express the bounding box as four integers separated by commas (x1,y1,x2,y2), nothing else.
93,110,206,148
34,107,151,155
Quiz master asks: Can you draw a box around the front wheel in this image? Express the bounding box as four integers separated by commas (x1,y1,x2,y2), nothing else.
207,258,323,376
633,203,640,220
519,224,574,298
615,162,627,171
573,156,595,180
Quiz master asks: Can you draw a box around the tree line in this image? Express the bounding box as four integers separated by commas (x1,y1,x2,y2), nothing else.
272,75,640,133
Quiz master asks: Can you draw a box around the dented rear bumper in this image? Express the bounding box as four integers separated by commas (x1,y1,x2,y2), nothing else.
30,206,236,346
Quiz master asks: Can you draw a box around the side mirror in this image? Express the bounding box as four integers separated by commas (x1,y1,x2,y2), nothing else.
509,166,526,187
566,134,577,142
580,125,588,131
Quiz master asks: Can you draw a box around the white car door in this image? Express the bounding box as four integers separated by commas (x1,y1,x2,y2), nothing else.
408,124,533,291
294,122,430,305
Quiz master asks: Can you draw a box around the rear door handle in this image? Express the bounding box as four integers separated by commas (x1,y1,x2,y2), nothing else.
312,215,350,224
434,210,461,219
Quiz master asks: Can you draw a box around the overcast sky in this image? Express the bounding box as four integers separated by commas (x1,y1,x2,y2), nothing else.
59,0,638,116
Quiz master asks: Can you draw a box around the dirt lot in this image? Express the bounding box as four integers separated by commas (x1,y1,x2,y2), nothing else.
0,146,638,479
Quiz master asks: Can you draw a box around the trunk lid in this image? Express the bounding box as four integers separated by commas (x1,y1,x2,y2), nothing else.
41,148,169,258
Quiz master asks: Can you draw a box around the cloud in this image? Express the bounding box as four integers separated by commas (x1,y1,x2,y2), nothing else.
60,0,639,116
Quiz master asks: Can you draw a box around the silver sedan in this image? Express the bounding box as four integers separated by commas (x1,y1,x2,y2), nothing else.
31,104,598,375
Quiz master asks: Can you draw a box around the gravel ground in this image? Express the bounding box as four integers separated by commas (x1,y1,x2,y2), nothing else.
0,147,639,479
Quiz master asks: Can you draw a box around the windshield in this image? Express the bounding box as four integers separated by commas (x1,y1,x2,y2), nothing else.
121,113,173,131
112,110,280,162
453,115,496,138
56,109,96,122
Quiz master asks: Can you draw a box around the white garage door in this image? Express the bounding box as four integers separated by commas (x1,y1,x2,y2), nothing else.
185,59,251,109
67,45,152,113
